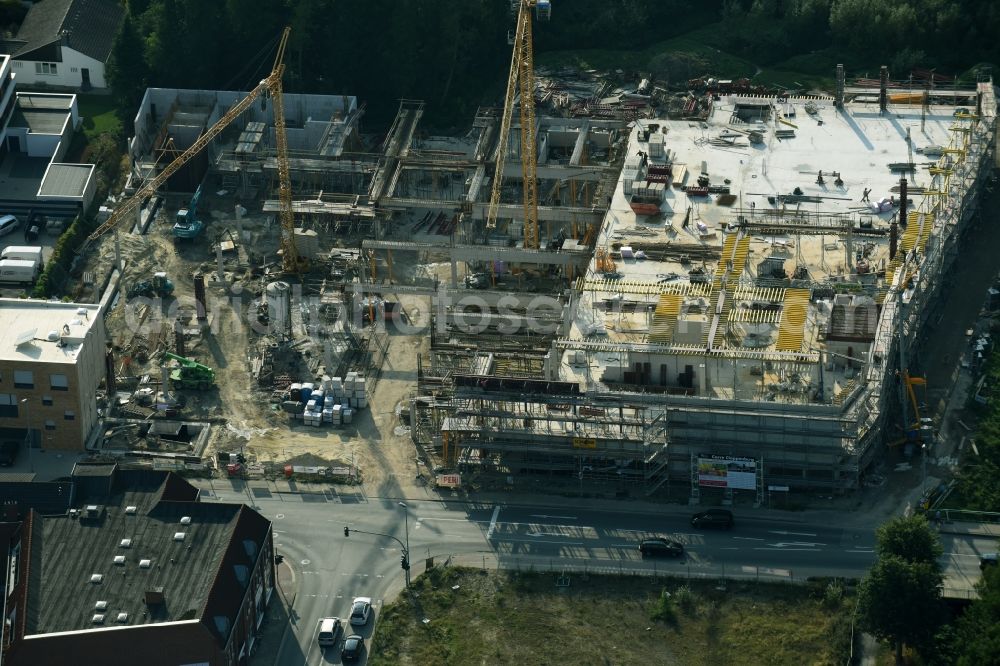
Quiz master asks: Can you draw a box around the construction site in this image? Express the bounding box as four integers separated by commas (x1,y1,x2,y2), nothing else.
55,5,1000,501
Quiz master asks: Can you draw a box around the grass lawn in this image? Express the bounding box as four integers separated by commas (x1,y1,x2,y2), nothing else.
369,567,854,666
76,94,122,140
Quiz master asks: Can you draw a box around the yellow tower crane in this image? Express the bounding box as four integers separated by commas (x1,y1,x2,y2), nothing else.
82,27,305,273
486,0,550,250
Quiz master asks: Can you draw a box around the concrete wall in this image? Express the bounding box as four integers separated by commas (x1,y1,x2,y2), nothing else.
10,49,107,89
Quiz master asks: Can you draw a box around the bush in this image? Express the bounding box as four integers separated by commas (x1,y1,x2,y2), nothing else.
674,584,697,615
823,580,846,609
650,587,677,625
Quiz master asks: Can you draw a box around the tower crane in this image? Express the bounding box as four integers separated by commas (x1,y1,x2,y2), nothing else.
81,27,306,273
486,0,550,250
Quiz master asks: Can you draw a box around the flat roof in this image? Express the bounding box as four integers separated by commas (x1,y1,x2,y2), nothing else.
38,163,93,198
0,299,101,364
16,92,75,111
567,93,982,402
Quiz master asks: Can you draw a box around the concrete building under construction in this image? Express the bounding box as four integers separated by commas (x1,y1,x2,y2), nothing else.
409,68,999,499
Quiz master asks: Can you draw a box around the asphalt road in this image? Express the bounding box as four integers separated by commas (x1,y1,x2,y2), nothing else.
193,481,994,666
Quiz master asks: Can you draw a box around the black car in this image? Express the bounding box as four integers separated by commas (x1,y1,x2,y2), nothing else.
341,634,364,662
0,441,19,467
639,537,684,557
691,509,734,529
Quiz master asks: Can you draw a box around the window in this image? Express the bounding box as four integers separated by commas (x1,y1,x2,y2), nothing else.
42,396,53,406
70,67,78,73
12,61,22,69
13,371,33,389
0,394,17,418
64,410,75,421
50,374,68,391
44,420,55,431
34,62,58,76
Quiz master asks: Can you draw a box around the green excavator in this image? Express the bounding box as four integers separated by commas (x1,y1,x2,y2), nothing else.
163,352,216,390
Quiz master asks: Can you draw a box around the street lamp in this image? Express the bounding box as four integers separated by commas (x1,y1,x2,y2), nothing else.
398,502,411,588
20,398,33,473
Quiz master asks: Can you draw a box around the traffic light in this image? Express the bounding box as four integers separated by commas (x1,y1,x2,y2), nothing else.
400,555,410,571
344,526,350,537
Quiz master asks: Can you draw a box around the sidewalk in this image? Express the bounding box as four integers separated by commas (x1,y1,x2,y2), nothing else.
248,559,298,665
939,520,1000,538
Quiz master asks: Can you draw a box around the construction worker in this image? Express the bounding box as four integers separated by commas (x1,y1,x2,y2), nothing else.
861,187,871,203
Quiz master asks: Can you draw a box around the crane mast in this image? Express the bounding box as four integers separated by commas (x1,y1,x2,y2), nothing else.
486,0,547,250
83,28,303,271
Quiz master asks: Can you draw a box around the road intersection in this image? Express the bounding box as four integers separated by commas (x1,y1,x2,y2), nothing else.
192,479,994,665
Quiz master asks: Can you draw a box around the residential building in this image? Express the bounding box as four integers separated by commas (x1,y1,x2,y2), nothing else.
0,0,125,91
0,299,108,452
1,466,276,666
0,55,16,148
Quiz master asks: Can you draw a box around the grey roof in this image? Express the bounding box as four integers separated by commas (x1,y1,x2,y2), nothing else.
8,0,124,63
39,163,93,198
24,472,270,640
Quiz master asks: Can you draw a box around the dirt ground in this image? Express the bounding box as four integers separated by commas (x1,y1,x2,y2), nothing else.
95,191,434,495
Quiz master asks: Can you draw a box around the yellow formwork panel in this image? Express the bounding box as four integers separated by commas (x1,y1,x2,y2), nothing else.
649,293,683,343
776,288,811,352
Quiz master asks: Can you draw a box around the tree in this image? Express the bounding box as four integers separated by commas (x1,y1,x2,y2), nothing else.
859,555,944,663
953,565,1000,665
106,10,149,131
875,514,944,566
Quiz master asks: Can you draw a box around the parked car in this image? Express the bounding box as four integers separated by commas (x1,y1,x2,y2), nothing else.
0,215,19,238
691,508,734,529
639,537,684,557
341,634,364,662
0,441,19,466
317,616,342,646
981,553,998,570
349,597,372,626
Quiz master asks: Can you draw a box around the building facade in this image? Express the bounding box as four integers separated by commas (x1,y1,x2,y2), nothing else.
0,299,107,451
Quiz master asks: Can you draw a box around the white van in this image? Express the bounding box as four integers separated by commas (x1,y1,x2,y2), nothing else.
317,616,342,646
0,259,40,284
0,215,19,238
1,246,43,265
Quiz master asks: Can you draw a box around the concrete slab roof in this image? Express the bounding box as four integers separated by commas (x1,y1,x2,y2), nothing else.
0,299,101,364
39,163,94,198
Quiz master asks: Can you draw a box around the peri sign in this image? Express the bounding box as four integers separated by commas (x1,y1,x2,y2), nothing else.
697,455,757,490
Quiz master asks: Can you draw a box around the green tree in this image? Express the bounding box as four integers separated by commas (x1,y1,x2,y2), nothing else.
875,515,944,565
954,565,1000,665
859,555,944,663
106,10,150,131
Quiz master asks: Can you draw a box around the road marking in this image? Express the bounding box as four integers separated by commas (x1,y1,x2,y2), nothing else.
754,547,820,552
768,530,817,537
846,550,876,553
766,542,827,548
487,505,501,540
275,513,285,520
301,559,311,565
720,547,739,550
501,537,585,545
529,514,577,520
527,531,565,538
733,536,764,541
416,517,492,523
611,543,637,548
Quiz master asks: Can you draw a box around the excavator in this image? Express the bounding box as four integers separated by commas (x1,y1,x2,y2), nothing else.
163,352,216,390
79,28,305,273
172,184,205,240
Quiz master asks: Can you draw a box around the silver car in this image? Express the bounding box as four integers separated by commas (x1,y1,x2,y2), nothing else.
349,596,372,626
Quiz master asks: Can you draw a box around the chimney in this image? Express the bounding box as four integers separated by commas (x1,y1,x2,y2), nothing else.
145,587,165,606
879,66,888,114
